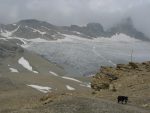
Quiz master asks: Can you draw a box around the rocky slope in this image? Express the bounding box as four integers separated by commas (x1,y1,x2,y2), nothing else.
0,18,149,42
0,39,149,112
2,95,149,113
0,39,91,112
91,61,150,109
0,18,150,113
1,18,150,76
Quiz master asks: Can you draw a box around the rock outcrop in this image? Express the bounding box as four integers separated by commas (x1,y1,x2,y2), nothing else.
91,61,150,91
91,61,150,108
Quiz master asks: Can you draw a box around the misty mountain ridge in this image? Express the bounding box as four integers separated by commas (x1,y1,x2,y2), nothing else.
0,18,149,41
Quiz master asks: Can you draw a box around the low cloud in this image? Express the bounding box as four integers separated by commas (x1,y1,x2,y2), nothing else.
0,0,150,37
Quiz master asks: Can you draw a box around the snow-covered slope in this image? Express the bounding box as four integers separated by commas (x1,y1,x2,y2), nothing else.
0,19,150,76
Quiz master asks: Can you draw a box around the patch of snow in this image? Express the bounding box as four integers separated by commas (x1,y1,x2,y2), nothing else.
21,38,50,48
0,38,7,41
29,38,48,43
0,36,49,48
14,37,28,45
1,30,12,37
62,76,82,83
9,68,19,73
18,57,32,71
33,29,46,35
18,57,38,73
16,43,20,46
1,26,20,37
53,33,140,43
13,24,16,26
47,35,72,43
27,84,51,93
95,33,140,42
26,26,46,35
66,85,75,90
0,26,32,46
63,34,89,42
32,71,39,74
49,71,58,76
41,26,51,30
57,32,61,34
72,31,82,35
80,83,91,88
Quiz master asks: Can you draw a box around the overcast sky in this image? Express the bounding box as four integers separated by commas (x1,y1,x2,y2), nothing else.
0,0,150,37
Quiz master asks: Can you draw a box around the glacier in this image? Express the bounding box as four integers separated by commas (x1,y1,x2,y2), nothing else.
25,33,150,76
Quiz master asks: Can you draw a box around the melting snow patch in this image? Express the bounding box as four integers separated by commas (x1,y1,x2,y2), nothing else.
80,83,91,88
9,68,19,73
72,31,82,35
49,71,58,76
32,71,39,74
1,26,20,37
62,76,82,83
18,57,38,73
66,85,75,90
13,24,16,26
20,38,51,48
27,26,46,35
27,84,51,93
1,30,12,37
95,33,140,42
18,57,32,71
0,38,7,41
29,38,48,43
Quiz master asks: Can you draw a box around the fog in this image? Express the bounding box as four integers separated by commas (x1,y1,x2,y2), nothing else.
0,0,150,38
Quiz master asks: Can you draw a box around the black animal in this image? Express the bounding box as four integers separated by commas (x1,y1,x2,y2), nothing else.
117,96,128,104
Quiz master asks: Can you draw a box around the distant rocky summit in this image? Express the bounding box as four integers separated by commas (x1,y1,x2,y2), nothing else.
0,18,149,41
106,18,149,41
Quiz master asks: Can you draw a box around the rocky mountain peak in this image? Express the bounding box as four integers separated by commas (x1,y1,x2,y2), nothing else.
86,23,104,31
17,19,56,29
120,17,133,26
106,18,149,41
67,23,104,37
0,18,149,41
18,19,41,24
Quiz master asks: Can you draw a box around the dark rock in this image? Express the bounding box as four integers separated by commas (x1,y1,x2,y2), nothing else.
129,62,138,69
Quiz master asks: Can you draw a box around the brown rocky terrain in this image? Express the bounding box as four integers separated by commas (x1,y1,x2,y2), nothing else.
91,61,150,109
1,91,149,113
0,61,150,113
0,40,149,113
